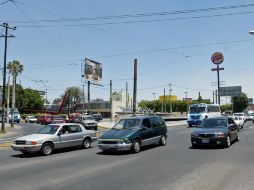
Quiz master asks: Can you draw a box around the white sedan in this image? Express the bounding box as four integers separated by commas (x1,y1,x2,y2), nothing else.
230,116,244,129
25,116,38,123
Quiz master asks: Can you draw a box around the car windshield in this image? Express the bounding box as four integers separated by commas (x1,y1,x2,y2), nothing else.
189,106,206,113
113,118,141,129
200,119,227,128
29,116,36,119
37,125,60,134
232,117,239,120
83,116,94,120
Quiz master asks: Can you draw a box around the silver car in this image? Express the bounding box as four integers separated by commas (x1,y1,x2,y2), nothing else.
11,123,97,155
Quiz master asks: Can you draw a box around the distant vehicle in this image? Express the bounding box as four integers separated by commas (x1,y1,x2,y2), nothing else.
74,115,97,131
223,110,233,116
246,113,254,121
11,123,97,155
25,116,38,123
98,115,167,153
92,114,102,121
191,117,239,148
233,112,246,123
229,116,244,129
187,104,221,127
51,115,65,124
37,115,53,125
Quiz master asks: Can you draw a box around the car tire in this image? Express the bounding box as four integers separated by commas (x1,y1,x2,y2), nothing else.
188,124,192,127
236,132,239,142
82,138,91,149
192,144,198,149
225,136,231,148
132,139,141,153
159,134,167,146
41,142,54,156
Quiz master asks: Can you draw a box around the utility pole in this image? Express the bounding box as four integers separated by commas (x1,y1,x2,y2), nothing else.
163,88,166,112
184,92,188,100
169,83,172,113
0,23,16,133
110,80,113,121
152,92,156,101
82,84,85,114
125,82,128,107
7,76,10,124
215,90,218,104
87,81,90,103
213,91,215,104
133,59,138,115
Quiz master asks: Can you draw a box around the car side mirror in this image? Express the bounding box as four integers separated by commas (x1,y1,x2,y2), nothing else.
141,127,148,131
58,132,63,136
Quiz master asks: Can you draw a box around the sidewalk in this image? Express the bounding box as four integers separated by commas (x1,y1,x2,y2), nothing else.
0,123,22,146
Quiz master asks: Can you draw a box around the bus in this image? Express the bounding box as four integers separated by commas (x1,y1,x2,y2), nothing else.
187,103,221,127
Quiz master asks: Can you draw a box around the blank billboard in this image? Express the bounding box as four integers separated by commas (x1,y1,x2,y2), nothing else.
220,86,241,97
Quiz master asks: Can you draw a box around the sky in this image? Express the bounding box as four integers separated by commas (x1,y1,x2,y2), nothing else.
0,0,254,104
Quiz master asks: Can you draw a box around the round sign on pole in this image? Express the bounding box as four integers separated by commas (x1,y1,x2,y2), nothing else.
211,52,224,65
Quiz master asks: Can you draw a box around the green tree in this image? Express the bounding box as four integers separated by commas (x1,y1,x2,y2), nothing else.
220,104,232,113
23,88,44,111
232,93,248,112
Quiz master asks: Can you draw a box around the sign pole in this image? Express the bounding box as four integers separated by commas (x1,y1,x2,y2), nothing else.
217,65,221,105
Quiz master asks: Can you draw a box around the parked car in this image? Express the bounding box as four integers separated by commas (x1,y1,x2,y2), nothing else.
74,115,97,131
97,115,167,153
51,115,65,124
191,116,239,148
25,116,38,123
11,123,97,155
37,115,53,125
229,116,244,129
92,114,102,122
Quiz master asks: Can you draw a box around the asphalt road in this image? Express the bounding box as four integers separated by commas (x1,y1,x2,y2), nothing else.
0,121,254,190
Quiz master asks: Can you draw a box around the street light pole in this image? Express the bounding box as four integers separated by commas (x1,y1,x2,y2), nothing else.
184,92,187,100
152,93,156,101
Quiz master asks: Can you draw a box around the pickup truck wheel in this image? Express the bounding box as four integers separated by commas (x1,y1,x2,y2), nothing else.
41,142,54,155
159,134,167,146
82,138,91,149
132,139,141,153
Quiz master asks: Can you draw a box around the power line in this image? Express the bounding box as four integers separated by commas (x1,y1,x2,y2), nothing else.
10,1,73,60
14,11,254,27
5,3,254,23
0,0,11,5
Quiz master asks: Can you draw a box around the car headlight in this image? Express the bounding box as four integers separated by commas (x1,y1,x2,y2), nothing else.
216,133,226,138
97,139,102,143
26,141,37,145
191,133,199,137
118,138,130,144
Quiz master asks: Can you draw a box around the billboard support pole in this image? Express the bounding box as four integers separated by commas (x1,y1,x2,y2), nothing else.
110,80,112,121
217,65,221,105
133,59,137,115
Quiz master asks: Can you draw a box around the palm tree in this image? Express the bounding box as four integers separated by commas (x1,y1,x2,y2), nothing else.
7,60,23,126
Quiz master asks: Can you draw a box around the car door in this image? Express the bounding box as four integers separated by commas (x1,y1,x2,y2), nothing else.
150,117,162,144
57,125,74,148
69,124,84,146
228,118,238,140
139,118,153,146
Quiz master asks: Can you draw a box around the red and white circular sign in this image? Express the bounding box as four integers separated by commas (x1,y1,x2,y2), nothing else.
211,52,224,65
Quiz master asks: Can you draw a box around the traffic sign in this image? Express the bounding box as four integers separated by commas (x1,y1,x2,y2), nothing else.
211,52,224,65
37,91,45,95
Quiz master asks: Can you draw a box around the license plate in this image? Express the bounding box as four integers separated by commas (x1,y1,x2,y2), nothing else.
202,139,209,143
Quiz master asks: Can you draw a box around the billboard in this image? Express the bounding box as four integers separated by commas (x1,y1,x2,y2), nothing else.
220,86,242,97
159,95,177,102
248,98,253,105
85,58,102,81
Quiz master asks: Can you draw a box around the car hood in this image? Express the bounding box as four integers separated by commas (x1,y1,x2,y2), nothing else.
193,127,228,134
100,128,137,139
15,134,53,141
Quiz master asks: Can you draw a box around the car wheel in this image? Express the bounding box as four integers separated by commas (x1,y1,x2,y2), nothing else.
192,144,198,149
236,132,240,142
132,139,141,153
41,142,54,155
188,124,192,127
159,134,167,146
82,138,91,149
225,136,231,148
